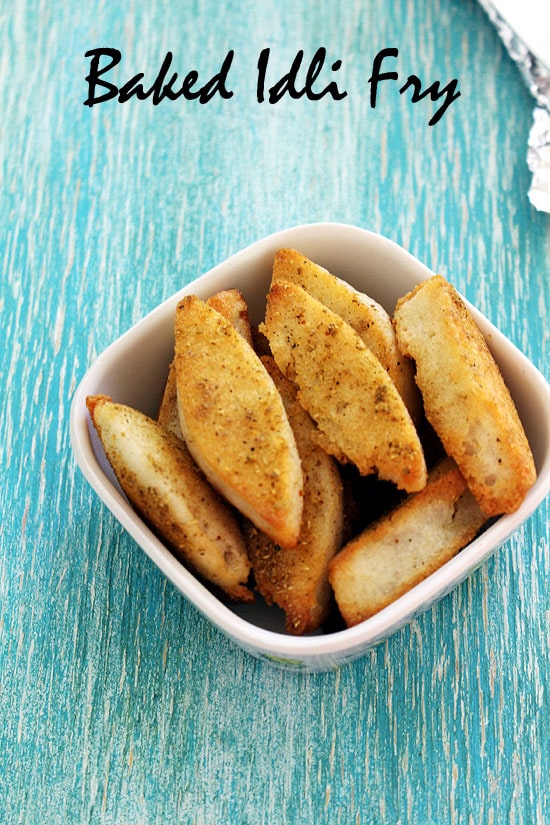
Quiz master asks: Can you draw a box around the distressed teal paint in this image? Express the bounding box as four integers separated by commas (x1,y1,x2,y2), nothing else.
1,0,548,823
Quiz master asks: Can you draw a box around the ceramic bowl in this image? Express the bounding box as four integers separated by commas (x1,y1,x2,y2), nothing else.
70,223,550,671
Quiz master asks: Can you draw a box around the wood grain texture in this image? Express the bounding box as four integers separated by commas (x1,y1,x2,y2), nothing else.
1,0,548,823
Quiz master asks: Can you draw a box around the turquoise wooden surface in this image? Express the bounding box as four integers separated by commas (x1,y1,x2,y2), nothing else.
1,0,548,822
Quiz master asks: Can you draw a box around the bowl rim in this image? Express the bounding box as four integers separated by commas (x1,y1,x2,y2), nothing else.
70,221,550,662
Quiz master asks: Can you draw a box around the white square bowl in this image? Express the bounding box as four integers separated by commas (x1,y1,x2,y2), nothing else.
70,223,550,671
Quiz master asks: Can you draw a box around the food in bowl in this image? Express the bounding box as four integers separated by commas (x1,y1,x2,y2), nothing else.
70,224,550,670
84,246,536,637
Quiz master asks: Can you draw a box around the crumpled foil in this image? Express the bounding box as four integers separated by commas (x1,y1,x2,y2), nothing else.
527,106,550,212
478,0,550,212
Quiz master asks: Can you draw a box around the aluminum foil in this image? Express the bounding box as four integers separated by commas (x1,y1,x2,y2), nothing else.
478,0,550,212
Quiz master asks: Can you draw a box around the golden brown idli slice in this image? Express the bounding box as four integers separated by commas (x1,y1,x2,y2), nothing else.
394,275,536,515
158,360,182,439
174,296,303,549
245,357,344,635
262,280,427,493
86,395,253,602
206,288,254,347
328,459,488,626
271,248,420,420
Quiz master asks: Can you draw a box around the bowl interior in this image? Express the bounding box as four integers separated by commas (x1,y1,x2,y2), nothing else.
70,223,550,666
